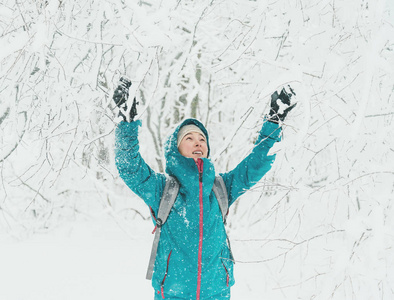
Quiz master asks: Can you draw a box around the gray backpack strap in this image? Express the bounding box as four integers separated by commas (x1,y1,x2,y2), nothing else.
146,176,179,280
212,175,229,224
212,175,234,262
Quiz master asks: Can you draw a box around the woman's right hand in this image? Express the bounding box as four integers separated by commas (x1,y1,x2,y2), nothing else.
112,76,138,122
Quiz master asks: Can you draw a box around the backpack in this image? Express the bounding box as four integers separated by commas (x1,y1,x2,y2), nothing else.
146,175,233,280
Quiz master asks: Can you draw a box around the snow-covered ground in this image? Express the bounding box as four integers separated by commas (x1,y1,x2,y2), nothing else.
0,220,153,300
0,219,276,300
2,211,393,300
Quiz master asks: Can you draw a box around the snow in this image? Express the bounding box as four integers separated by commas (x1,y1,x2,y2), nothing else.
0,220,152,300
1,0,394,299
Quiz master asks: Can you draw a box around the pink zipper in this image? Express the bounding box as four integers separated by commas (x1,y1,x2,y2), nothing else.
196,158,204,300
221,261,230,287
160,250,172,299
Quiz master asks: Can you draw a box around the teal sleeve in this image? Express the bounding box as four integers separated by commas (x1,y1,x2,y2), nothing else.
220,119,282,206
115,120,166,214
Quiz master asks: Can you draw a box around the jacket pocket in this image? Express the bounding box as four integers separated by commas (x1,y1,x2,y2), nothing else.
159,250,172,299
220,246,234,287
221,260,230,287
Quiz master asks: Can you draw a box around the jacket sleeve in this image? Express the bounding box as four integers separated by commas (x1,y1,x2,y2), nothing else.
115,120,166,213
220,119,281,206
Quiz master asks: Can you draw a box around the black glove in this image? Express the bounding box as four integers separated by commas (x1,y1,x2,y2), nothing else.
112,76,138,122
268,85,297,123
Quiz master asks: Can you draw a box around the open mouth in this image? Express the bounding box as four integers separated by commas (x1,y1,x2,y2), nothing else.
192,151,203,155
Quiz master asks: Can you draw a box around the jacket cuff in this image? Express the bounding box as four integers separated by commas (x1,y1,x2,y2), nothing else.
261,117,281,138
116,120,142,137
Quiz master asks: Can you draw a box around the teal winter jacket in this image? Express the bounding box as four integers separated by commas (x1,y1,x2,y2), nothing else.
115,118,281,300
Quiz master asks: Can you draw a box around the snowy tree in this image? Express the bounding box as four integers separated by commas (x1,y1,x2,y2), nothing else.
1,0,393,299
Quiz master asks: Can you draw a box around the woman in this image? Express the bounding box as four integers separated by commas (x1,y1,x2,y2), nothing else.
113,78,296,299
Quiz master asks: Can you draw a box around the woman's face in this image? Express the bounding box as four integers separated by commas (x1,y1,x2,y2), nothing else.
178,131,208,159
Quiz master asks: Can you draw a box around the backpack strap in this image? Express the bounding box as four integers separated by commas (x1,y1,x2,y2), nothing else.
146,176,179,280
212,175,229,224
212,175,234,262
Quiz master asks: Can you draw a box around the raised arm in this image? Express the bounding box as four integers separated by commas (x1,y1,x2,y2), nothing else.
113,77,165,213
220,85,297,206
220,119,281,206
